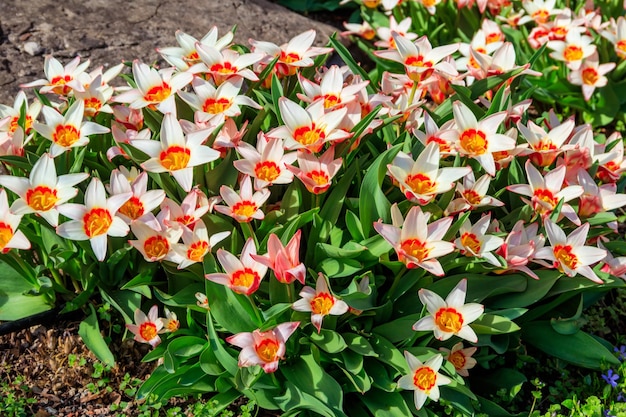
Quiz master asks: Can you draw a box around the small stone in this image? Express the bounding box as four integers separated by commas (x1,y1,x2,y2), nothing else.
23,41,42,56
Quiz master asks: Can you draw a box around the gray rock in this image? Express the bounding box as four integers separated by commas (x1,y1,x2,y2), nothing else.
23,41,42,56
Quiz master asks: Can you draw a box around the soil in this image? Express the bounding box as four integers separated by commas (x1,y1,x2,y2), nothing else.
0,319,159,417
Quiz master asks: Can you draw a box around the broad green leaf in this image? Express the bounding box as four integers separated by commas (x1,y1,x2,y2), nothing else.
364,359,396,392
199,344,224,376
275,381,340,417
167,336,207,358
471,314,521,335
522,321,620,370
280,354,346,417
309,329,347,354
426,274,527,303
317,241,367,259
206,311,239,376
373,313,421,343
370,334,409,374
359,144,402,237
361,389,412,417
78,304,115,367
344,333,378,357
489,271,561,309
0,260,51,320
205,281,260,333
319,258,363,278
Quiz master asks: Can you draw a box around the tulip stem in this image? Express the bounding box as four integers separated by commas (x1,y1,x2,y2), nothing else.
242,221,258,247
386,268,408,301
247,295,264,326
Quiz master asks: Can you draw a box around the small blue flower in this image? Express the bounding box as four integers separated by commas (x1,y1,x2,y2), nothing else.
618,392,626,402
614,345,626,361
603,369,619,388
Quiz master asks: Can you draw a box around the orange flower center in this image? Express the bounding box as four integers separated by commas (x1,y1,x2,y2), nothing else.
139,322,158,342
533,139,557,152
581,68,599,86
176,214,195,226
255,338,280,363
144,235,170,259
400,238,429,262
53,124,80,147
202,97,232,114
50,75,72,95
448,350,466,370
616,40,626,58
362,0,381,7
422,0,437,7
531,9,550,24
553,244,578,270
209,62,237,74
413,366,436,392
307,170,330,186
231,268,259,291
551,26,568,40
468,47,487,69
463,190,483,205
119,196,144,220
0,222,14,251
187,241,209,262
427,137,451,153
83,208,112,238
533,188,558,212
310,292,334,315
405,173,435,195
160,146,190,171
280,51,301,64
459,128,488,155
435,307,464,333
322,94,341,109
26,186,59,211
232,201,257,219
254,161,281,182
84,97,102,114
485,32,503,44
293,124,325,146
144,83,172,103
460,232,481,254
186,51,200,62
165,318,180,332
9,115,33,134
563,45,583,62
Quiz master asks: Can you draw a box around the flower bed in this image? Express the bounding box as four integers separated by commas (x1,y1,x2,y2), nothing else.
1,0,626,414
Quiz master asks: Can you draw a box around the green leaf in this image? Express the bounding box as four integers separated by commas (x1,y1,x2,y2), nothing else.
78,304,115,367
275,381,341,417
370,334,408,374
522,321,620,370
471,314,521,335
317,241,367,259
205,281,260,333
199,344,224,376
319,258,363,278
0,260,51,320
359,145,401,237
167,336,207,358
373,313,421,343
344,333,378,357
206,311,239,376
309,329,347,354
361,389,412,417
280,354,346,417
